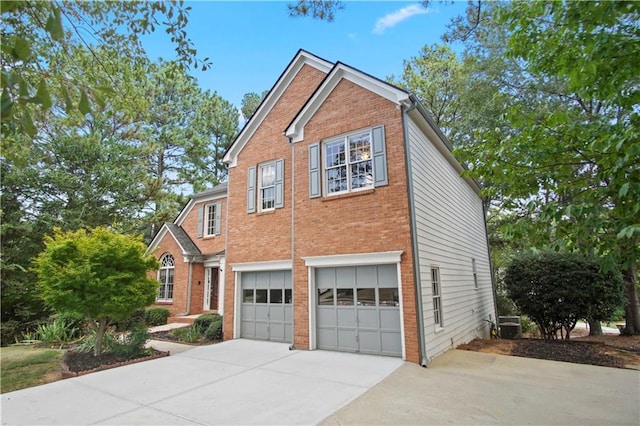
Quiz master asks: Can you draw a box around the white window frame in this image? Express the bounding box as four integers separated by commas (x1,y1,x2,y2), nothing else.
431,267,443,328
323,129,374,196
258,161,276,212
472,258,478,289
203,203,217,237
157,253,175,301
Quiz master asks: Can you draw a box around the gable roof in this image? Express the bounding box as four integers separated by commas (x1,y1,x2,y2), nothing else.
285,62,411,143
222,50,333,167
146,222,201,257
174,182,227,227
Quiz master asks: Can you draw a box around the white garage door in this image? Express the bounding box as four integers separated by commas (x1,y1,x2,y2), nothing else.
316,264,402,357
240,270,292,342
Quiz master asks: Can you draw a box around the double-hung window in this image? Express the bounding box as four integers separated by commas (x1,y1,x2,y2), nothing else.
204,203,218,236
247,159,284,214
157,253,175,301
325,131,373,194
259,162,276,211
308,125,387,199
431,267,443,327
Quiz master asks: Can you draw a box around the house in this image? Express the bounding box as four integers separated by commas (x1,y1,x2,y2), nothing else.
146,183,227,320
149,50,496,364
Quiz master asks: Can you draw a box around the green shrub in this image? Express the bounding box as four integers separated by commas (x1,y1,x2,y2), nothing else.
74,329,119,354
114,309,146,331
145,308,170,326
110,326,150,359
55,312,86,332
496,293,517,316
1,320,20,346
193,313,221,331
36,319,80,345
204,319,223,340
171,325,202,343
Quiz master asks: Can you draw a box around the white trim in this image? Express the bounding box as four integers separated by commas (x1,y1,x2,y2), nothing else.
146,224,193,258
223,51,333,167
230,260,293,272
219,257,226,316
322,128,375,196
258,161,277,212
308,266,316,350
203,202,217,237
233,271,241,338
285,64,410,143
396,262,406,360
174,193,226,227
302,251,403,268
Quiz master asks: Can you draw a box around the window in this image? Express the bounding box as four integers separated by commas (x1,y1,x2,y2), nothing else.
472,258,478,289
204,203,218,236
259,162,276,211
324,131,373,194
157,254,175,301
431,267,443,327
247,160,284,213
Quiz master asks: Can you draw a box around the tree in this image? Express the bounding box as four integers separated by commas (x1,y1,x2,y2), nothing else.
1,0,209,146
240,90,269,121
287,1,344,21
504,251,624,340
33,227,159,356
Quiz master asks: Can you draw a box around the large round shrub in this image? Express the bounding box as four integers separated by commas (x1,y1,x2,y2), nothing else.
504,251,624,340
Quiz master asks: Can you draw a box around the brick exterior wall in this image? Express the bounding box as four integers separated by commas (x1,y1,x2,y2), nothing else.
224,64,327,339
148,196,227,316
223,64,419,363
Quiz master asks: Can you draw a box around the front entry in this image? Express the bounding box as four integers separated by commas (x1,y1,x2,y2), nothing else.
204,267,219,311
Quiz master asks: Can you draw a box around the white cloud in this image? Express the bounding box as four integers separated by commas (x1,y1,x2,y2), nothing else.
373,4,430,35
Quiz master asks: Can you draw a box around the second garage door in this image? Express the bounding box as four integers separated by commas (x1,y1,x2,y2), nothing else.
316,264,402,357
241,270,292,342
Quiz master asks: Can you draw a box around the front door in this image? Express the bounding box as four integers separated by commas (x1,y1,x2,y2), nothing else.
204,267,219,311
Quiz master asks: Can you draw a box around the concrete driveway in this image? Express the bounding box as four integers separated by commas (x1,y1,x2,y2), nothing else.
322,349,640,425
1,340,403,425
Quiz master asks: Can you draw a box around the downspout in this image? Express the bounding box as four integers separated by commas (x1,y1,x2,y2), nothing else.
287,135,296,350
402,100,428,367
179,256,195,316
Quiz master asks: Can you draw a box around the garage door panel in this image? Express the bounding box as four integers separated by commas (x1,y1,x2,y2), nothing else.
240,270,292,343
269,305,285,322
337,329,357,351
359,330,382,353
336,308,356,327
317,328,337,349
316,264,401,357
381,331,402,356
336,267,356,287
356,266,376,288
357,309,380,329
317,307,335,327
379,309,401,329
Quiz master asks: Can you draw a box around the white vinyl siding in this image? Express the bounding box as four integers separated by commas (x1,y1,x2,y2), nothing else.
406,116,494,361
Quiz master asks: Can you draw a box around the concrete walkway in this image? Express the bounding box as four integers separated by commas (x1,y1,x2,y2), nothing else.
1,340,403,425
322,349,640,425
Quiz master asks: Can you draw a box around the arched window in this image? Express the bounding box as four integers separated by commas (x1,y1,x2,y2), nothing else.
157,253,175,301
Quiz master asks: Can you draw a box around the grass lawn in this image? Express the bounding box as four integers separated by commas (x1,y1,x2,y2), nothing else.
0,346,65,393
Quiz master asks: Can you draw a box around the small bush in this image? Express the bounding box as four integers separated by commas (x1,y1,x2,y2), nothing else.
145,308,170,326
55,312,86,332
193,313,221,331
171,325,202,343
36,319,80,345
204,319,223,340
1,320,20,346
110,326,151,359
496,293,517,316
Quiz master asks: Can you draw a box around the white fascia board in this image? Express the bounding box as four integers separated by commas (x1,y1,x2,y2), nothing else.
146,224,169,255
223,51,333,167
285,64,410,143
302,251,404,267
230,259,293,272
174,193,226,226
406,109,482,194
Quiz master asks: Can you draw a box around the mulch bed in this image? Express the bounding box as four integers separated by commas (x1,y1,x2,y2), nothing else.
149,330,221,346
63,349,168,376
458,335,640,369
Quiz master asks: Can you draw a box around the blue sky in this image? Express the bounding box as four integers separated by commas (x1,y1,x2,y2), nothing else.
142,1,466,109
